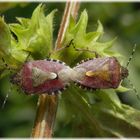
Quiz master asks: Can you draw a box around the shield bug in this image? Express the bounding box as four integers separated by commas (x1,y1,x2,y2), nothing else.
73,57,128,89
11,59,73,95
67,39,137,91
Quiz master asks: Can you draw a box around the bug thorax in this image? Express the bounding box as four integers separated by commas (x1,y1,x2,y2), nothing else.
121,66,129,79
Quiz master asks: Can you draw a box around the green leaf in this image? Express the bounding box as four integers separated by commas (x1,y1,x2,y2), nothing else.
0,5,139,138
0,4,57,77
10,4,57,61
61,86,140,137
116,85,130,92
91,98,140,137
0,17,20,71
53,10,120,66
0,17,11,56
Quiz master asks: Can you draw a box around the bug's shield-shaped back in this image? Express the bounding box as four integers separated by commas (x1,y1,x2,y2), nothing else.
11,60,72,95
73,57,122,89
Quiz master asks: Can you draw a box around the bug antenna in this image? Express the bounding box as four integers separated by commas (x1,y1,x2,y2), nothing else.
1,93,9,109
127,78,140,101
1,82,13,109
126,44,136,68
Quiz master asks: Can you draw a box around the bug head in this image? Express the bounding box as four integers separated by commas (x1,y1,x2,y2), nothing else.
121,66,129,80
10,72,21,86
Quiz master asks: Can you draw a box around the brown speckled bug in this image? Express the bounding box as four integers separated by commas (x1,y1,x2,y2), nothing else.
11,58,73,95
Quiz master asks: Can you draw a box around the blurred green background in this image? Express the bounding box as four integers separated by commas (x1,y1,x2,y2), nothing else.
0,2,140,137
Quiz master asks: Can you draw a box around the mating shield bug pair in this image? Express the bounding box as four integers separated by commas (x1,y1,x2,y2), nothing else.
10,39,132,96
11,57,128,95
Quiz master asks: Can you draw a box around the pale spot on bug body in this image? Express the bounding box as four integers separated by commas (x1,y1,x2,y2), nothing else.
58,66,86,84
32,67,57,87
58,67,74,83
86,71,95,77
86,70,110,81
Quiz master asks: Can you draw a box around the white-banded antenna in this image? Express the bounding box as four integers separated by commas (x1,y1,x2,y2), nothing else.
126,44,136,68
1,82,13,109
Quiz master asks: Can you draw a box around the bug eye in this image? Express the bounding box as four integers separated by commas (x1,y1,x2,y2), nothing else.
121,66,128,79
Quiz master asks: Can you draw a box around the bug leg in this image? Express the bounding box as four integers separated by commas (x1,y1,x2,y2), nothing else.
73,46,100,58
66,39,74,48
70,41,100,58
50,39,74,56
2,57,11,71
94,51,100,58
50,39,100,58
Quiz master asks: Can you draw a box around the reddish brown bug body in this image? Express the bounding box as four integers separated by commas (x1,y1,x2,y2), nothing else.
11,57,128,95
11,59,71,95
73,57,128,89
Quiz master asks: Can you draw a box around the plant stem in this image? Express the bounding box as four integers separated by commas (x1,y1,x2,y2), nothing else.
31,95,58,137
55,1,80,50
31,2,80,138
